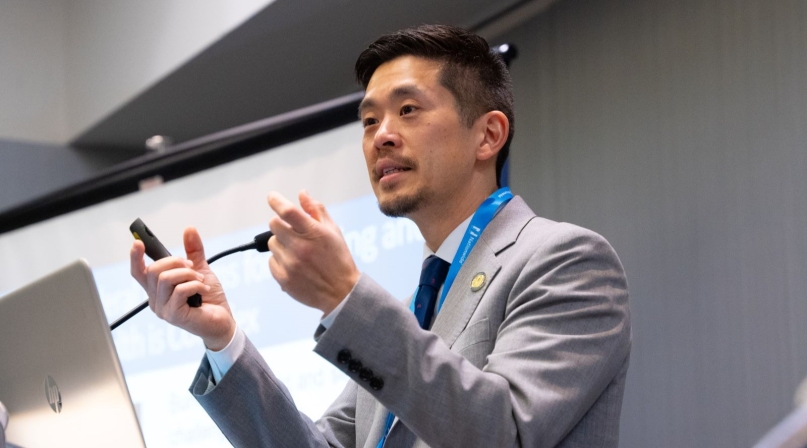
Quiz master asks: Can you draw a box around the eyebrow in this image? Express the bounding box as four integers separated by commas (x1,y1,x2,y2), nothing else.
358,84,425,118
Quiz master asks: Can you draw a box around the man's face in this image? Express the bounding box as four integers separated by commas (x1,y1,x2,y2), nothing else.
359,56,479,217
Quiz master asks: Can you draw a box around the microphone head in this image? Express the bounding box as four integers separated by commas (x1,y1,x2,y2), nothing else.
253,231,273,253
493,43,518,67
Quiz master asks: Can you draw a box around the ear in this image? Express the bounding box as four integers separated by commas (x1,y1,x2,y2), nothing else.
475,111,509,162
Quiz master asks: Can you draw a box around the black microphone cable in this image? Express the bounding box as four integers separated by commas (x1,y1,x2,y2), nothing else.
206,230,273,263
109,230,273,331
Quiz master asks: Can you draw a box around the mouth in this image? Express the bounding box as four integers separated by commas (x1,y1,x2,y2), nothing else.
382,166,411,177
375,160,413,181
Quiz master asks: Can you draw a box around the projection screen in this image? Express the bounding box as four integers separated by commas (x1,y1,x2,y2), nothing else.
0,121,425,447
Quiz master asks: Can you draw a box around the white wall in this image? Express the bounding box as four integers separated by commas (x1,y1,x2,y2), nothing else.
0,0,274,145
0,1,69,143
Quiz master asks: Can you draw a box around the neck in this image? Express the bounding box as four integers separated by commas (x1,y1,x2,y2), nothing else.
412,183,498,252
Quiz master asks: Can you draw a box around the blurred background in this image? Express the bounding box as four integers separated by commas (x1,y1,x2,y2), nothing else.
0,0,805,446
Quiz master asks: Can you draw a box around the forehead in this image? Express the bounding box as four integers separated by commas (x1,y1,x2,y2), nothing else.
368,55,442,85
362,56,445,104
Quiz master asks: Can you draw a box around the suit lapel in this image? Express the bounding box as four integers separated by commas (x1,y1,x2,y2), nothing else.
430,239,500,347
430,196,535,348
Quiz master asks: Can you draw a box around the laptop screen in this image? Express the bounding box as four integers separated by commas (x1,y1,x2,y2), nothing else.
0,260,145,448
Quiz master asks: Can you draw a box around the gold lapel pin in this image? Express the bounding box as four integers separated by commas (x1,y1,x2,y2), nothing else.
470,273,486,292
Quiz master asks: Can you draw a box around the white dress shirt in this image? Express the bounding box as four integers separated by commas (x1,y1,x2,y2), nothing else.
206,215,473,383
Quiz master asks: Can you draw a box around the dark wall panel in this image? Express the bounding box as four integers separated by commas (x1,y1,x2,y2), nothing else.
0,139,133,212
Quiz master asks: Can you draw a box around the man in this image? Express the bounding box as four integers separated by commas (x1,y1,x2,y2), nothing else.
130,25,631,448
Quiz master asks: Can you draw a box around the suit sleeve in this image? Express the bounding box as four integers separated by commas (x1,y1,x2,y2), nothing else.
189,336,357,448
312,225,631,448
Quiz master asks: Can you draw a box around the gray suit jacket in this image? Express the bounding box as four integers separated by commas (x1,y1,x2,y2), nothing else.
190,196,631,448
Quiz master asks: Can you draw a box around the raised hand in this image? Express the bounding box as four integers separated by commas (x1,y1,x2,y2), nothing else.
130,227,236,350
267,190,360,316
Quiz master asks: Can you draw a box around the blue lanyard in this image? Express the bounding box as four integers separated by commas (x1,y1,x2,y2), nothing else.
377,187,513,448
407,186,513,316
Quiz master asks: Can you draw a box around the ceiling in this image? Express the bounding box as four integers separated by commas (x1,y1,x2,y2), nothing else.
70,0,550,153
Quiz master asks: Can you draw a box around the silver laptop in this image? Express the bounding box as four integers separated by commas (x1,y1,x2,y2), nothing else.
0,259,145,448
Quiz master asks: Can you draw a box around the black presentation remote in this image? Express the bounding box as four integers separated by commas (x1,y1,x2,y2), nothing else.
129,218,203,307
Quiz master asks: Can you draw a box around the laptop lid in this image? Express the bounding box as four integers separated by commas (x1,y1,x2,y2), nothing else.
0,259,145,448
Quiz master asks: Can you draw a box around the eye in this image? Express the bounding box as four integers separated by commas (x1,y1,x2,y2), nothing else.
362,117,378,127
400,105,416,115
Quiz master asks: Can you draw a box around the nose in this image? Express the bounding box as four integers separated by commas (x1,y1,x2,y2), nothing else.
373,117,402,150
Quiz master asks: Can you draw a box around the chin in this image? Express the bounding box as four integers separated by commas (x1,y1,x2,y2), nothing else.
377,190,428,217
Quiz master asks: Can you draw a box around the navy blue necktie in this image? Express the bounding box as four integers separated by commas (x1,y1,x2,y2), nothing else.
413,255,451,330
376,255,451,448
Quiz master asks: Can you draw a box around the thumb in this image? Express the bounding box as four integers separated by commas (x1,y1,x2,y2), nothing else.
183,227,209,269
299,190,331,223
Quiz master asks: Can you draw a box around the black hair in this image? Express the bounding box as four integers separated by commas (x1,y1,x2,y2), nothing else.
355,24,514,186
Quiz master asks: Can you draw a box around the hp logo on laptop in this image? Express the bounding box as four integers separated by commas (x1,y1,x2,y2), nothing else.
44,376,62,413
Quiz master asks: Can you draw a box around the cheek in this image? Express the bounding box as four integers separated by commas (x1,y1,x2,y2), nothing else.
435,122,465,148
362,138,375,162
362,142,381,183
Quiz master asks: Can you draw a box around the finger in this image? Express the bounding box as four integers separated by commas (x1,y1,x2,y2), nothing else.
266,234,286,255
156,268,205,299
155,268,205,316
268,192,317,234
130,240,147,287
146,257,194,293
268,254,288,289
299,190,332,224
268,216,295,246
165,281,211,323
148,256,194,274
267,235,287,263
184,227,209,270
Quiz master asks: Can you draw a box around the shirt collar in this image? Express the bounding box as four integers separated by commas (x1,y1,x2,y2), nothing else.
421,214,474,264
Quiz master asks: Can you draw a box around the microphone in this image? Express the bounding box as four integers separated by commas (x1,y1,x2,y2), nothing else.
493,43,518,67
